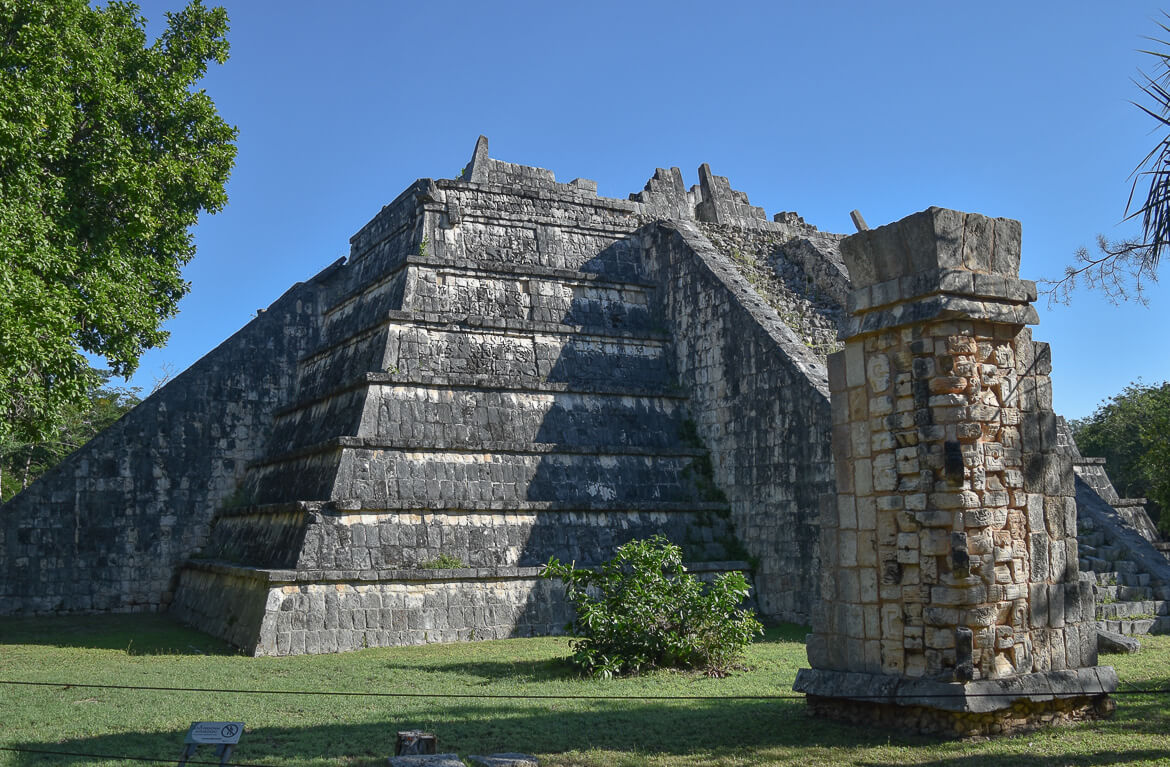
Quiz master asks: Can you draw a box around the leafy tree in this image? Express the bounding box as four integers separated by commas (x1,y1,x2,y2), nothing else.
542,536,763,678
1053,14,1169,302
0,368,140,502
1071,380,1170,534
0,0,236,447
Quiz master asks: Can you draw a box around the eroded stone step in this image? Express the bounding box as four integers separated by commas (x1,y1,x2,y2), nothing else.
270,384,698,456
406,263,657,333
217,498,732,517
304,310,671,375
450,217,644,280
1081,556,1110,573
408,254,657,289
320,267,409,347
253,437,709,472
1098,618,1158,636
322,253,658,322
295,320,674,401
1099,545,1127,561
1097,599,1167,620
201,505,740,571
1078,531,1106,547
1093,584,1154,602
246,448,721,507
272,370,687,430
1088,569,1151,588
172,556,751,656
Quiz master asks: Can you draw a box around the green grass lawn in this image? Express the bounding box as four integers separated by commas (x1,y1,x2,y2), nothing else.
0,616,1167,767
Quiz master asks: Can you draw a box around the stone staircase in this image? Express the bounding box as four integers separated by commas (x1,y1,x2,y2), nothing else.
168,160,746,654
1071,451,1170,637
1077,521,1170,635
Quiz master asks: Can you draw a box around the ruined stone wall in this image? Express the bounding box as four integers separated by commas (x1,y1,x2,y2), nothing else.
172,563,575,656
818,321,1095,678
4,140,858,648
698,222,848,360
639,220,835,622
201,506,733,571
796,208,1116,739
807,207,1098,682
0,272,330,615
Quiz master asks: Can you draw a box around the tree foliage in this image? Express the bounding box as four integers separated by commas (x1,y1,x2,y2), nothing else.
0,0,236,445
1052,14,1170,303
542,536,763,678
1070,380,1170,534
0,368,139,502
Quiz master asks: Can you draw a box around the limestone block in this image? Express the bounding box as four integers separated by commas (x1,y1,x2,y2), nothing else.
920,529,951,557
863,605,881,638
867,354,891,393
856,496,877,530
1047,584,1066,629
872,453,897,492
993,217,1022,275
857,532,878,568
838,531,858,567
837,496,858,529
881,603,905,635
838,569,860,602
896,533,920,564
1064,622,1081,668
845,342,866,388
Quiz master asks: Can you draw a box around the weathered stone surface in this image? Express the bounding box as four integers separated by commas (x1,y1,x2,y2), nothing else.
639,221,834,621
468,754,539,767
388,754,464,767
795,666,1115,713
0,137,835,650
1097,628,1140,654
802,205,1117,735
3,139,1163,673
0,269,328,616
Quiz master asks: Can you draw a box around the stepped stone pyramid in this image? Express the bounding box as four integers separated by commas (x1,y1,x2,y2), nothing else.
169,142,751,653
4,137,1164,657
1,137,847,654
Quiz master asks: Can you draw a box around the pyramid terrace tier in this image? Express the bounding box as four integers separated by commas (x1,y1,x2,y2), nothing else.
348,179,651,281
293,315,675,402
197,502,738,571
319,257,661,349
241,444,720,507
171,558,751,656
268,381,697,456
406,263,657,333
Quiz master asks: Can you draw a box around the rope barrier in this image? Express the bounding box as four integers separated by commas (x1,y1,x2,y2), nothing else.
0,745,283,766
1,678,1166,702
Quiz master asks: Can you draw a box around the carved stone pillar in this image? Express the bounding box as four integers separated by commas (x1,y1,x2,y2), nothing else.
794,207,1116,736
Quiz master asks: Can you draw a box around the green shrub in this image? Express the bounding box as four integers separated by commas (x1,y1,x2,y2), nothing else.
541,536,762,678
1071,380,1170,534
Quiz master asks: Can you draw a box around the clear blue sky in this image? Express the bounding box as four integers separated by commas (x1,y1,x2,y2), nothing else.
124,0,1169,420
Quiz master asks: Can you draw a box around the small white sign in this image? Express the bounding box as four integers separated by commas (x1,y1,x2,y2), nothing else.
185,722,244,745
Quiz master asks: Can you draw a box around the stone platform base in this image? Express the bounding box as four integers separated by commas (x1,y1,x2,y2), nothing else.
805,692,1115,737
170,561,574,655
795,667,1117,738
171,558,750,655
